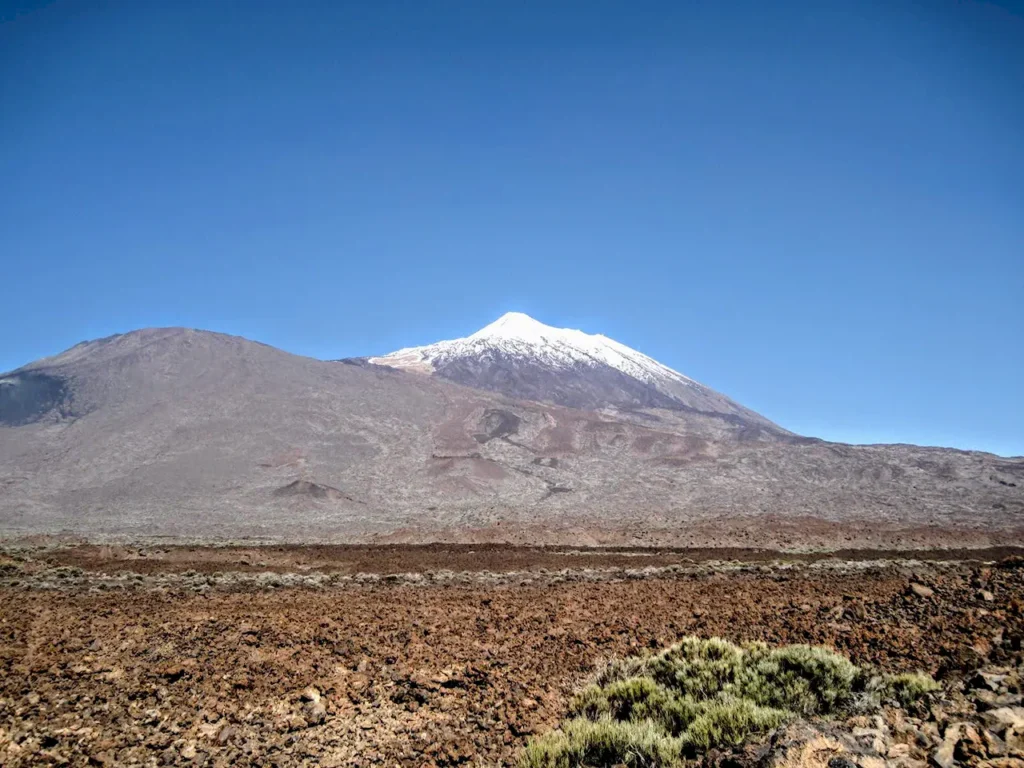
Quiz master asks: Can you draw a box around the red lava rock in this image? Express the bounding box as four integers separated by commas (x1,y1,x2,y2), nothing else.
2,551,1023,766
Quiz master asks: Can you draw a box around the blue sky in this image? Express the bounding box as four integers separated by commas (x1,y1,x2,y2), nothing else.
2,1,1022,456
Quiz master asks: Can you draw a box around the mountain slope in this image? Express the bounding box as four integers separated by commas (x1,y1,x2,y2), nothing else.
360,313,779,430
1,327,1023,547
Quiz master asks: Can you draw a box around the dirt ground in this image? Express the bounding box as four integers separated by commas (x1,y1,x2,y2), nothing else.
1,547,1022,767
21,542,1024,574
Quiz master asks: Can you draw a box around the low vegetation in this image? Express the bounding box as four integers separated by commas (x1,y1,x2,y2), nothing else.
886,671,942,708
520,637,938,768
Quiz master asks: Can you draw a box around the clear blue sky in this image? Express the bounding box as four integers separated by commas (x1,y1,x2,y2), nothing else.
2,1,1022,456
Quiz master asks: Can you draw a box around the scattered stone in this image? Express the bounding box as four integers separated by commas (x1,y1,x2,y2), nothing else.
910,583,935,599
888,743,912,759
981,708,1024,735
984,729,1009,757
976,690,1024,710
970,671,1010,692
5,552,1024,768
303,700,327,726
931,722,963,768
955,724,985,762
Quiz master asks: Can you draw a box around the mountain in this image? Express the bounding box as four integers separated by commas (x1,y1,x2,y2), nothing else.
357,312,778,430
1,326,1022,548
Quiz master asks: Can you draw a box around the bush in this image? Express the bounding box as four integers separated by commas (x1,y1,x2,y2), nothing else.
737,643,861,714
572,676,699,736
521,716,682,768
887,672,941,707
680,697,790,752
520,637,941,768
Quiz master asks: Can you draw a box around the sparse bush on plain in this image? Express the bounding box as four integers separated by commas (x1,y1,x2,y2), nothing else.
886,671,942,707
521,637,940,768
520,716,681,768
572,676,700,736
679,697,789,752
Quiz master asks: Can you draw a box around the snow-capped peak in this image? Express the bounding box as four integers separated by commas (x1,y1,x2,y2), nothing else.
368,312,699,392
468,311,558,342
357,312,773,426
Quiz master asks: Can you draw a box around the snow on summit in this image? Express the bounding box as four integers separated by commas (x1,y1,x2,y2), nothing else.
369,312,700,391
361,311,776,426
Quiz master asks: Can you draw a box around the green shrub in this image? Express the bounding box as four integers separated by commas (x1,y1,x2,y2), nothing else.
886,672,941,707
521,638,942,768
571,677,699,735
521,716,682,768
681,697,790,752
644,637,747,699
737,643,861,715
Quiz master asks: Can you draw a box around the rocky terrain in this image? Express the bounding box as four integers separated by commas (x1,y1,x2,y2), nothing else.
1,326,1022,546
0,546,1021,766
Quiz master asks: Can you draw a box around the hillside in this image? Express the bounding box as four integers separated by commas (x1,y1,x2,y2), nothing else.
0,327,1021,547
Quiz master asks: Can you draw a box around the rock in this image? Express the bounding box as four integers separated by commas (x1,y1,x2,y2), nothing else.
216,725,237,745
852,727,887,755
889,743,912,759
977,760,1024,768
984,730,1009,757
911,583,935,599
1006,727,1024,753
976,691,1024,710
981,708,1024,735
955,724,985,762
157,664,188,682
765,722,873,768
300,686,321,703
971,672,1010,692
920,722,942,747
303,700,327,725
932,723,963,768
931,743,956,768
980,590,996,602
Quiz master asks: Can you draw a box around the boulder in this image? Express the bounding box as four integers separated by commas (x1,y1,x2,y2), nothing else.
980,708,1024,735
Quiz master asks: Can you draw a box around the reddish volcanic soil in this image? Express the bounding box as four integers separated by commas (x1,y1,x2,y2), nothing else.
23,542,1024,574
0,547,1022,767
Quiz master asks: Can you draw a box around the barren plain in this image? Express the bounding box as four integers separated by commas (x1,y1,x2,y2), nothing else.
2,545,1022,767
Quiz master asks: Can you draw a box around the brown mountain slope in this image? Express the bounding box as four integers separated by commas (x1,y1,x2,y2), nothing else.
0,328,1021,547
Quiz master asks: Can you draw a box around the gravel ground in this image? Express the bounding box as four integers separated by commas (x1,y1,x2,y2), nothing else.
0,549,1021,767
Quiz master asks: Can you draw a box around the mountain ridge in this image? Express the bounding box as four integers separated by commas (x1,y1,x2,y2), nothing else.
1,325,1022,547
353,312,782,432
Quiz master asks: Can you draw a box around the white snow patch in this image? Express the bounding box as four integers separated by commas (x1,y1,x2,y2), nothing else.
368,312,702,394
